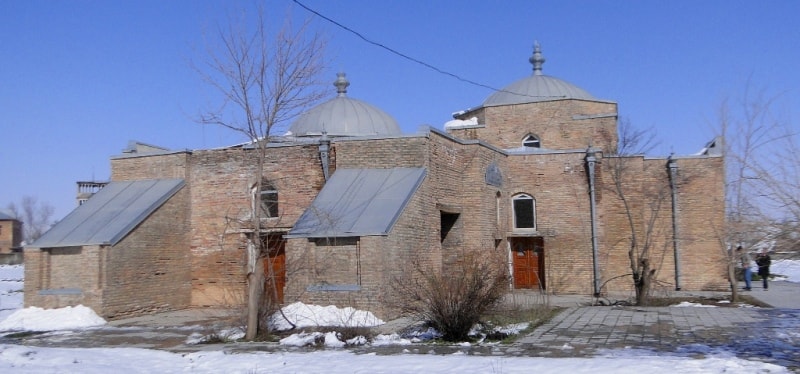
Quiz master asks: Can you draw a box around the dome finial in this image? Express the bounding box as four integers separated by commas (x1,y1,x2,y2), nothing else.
334,72,350,97
529,41,545,76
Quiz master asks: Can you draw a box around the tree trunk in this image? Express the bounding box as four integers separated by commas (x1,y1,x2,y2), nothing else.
728,257,739,302
635,258,652,306
245,253,265,340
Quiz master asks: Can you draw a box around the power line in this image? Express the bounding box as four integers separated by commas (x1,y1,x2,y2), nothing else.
292,0,561,100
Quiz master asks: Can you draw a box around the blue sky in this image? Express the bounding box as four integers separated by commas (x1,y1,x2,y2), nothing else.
2,0,799,221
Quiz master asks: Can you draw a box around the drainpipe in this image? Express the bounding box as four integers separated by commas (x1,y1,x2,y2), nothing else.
585,149,601,297
667,156,681,290
319,131,330,181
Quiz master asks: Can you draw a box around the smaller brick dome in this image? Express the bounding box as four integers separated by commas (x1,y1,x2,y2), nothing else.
483,42,596,107
288,73,401,137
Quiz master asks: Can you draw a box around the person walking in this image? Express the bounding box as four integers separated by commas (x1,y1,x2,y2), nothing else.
738,246,753,291
756,252,772,290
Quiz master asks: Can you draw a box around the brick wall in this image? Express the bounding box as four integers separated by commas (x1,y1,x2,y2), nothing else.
597,155,728,295
450,100,618,151
0,219,22,254
503,150,598,294
25,185,194,318
100,186,191,319
23,245,104,312
186,145,326,307
111,152,190,181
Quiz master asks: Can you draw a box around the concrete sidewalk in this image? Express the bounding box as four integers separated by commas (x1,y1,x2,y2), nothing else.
740,280,800,309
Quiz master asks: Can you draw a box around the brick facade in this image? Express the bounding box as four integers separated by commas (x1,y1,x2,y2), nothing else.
24,187,190,319
0,217,22,254
25,72,726,320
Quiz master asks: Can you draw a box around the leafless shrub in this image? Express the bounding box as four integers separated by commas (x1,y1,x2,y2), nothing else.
391,252,510,342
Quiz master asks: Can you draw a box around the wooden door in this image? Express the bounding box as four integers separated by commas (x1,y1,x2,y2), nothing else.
262,234,286,304
511,237,545,289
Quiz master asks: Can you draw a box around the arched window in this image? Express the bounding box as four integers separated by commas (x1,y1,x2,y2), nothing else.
522,134,541,148
259,181,279,218
512,194,536,230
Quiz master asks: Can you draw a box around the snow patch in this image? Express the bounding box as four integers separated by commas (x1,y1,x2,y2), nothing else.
0,305,106,332
671,301,718,308
270,302,384,331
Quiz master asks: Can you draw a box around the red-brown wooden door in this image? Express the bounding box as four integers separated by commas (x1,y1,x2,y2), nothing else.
262,234,286,304
511,237,545,289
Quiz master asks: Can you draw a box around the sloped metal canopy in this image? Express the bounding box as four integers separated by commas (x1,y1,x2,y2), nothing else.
287,168,426,238
28,179,185,248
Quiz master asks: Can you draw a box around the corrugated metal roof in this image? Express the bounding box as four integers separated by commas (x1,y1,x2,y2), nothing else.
28,179,185,248
287,168,426,238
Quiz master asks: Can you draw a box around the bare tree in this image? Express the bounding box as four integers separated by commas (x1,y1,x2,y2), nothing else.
7,196,55,244
603,120,670,306
195,5,327,340
716,83,790,300
749,127,800,257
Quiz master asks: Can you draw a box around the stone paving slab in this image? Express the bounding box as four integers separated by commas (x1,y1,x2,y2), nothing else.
516,306,799,369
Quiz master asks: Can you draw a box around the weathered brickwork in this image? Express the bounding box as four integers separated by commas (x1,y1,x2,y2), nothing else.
511,153,582,292
100,187,191,318
597,155,727,295
111,152,190,181
24,188,190,319
451,100,618,151
668,156,727,290
185,145,326,307
24,245,103,312
0,218,22,254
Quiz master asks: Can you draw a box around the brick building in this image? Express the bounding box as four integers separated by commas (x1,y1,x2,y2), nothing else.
25,45,727,319
0,210,23,255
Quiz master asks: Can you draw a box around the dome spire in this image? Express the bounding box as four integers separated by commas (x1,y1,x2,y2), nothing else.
334,72,350,97
529,41,545,76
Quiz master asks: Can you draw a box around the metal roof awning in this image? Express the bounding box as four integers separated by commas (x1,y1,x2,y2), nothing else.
28,179,185,248
287,168,426,239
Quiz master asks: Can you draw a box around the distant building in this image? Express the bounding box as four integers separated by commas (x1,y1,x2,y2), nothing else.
0,209,23,258
24,45,727,319
76,181,108,206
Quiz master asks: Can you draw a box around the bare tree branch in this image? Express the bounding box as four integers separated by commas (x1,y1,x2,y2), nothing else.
193,5,327,340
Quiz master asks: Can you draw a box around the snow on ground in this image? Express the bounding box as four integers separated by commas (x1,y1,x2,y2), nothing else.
772,259,800,282
1,262,799,373
0,265,23,322
270,302,384,330
0,305,106,332
0,344,790,373
672,301,718,308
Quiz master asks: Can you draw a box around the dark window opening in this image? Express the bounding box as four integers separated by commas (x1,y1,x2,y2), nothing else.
513,194,536,229
260,182,278,218
523,134,541,148
441,212,460,243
